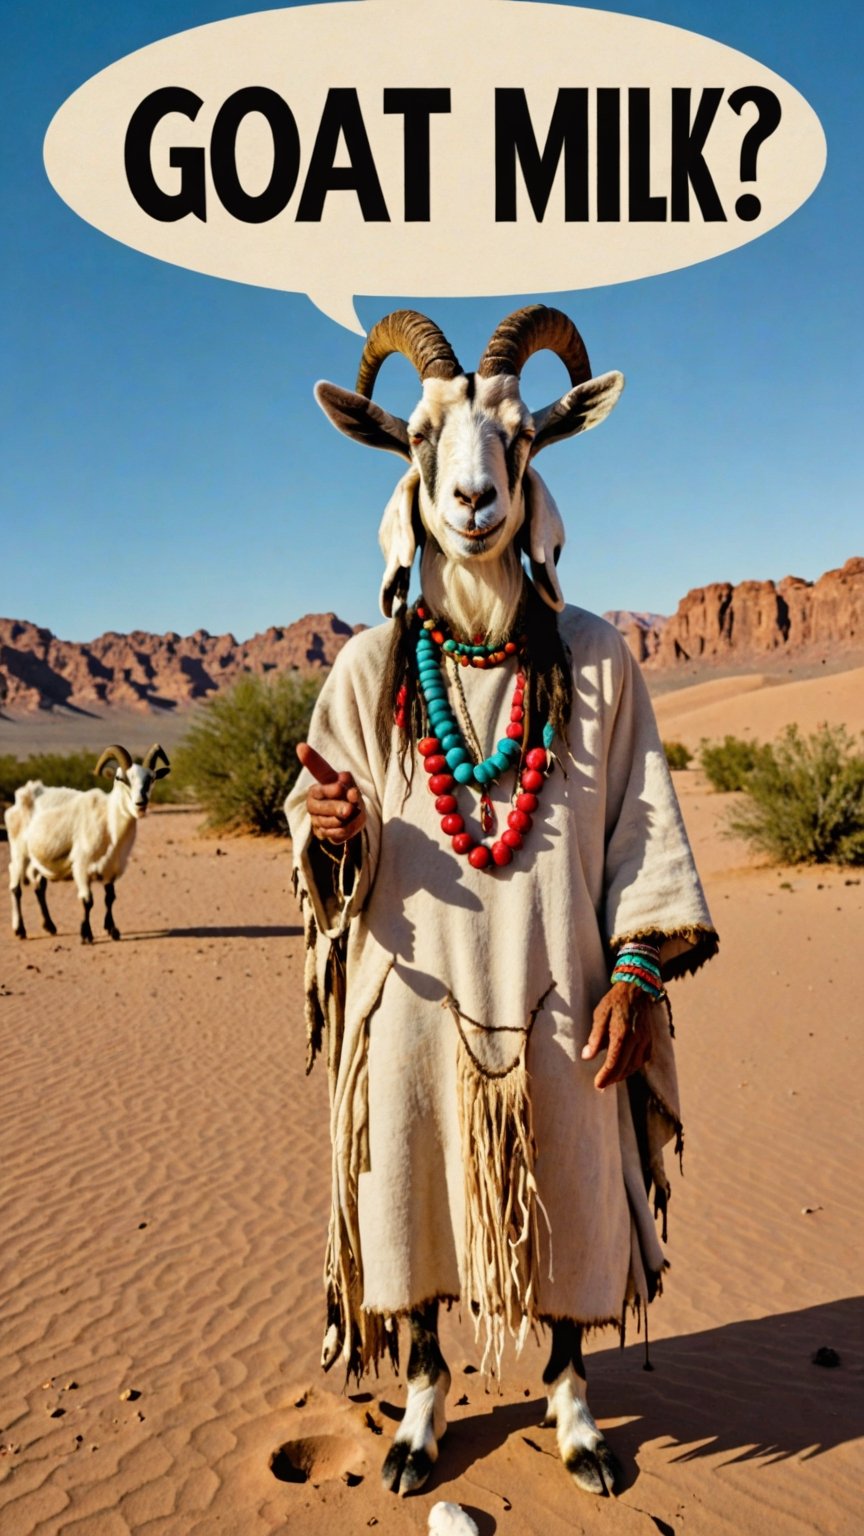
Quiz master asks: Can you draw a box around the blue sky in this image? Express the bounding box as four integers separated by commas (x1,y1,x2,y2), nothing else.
2,0,860,641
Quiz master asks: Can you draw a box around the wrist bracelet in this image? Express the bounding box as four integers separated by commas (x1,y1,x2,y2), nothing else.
611,940,666,1001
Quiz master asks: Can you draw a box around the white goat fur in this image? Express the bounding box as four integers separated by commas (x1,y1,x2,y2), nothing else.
6,750,168,942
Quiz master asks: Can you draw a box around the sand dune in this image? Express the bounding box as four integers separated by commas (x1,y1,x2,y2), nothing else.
1,732,862,1531
654,665,864,748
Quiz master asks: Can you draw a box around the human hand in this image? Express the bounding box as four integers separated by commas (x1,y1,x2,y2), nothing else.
297,741,367,846
581,981,654,1091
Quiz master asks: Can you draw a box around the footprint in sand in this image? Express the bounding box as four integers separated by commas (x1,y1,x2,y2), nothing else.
270,1434,366,1487
269,1387,371,1488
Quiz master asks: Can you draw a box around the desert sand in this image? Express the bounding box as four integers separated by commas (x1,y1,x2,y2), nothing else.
1,673,862,1536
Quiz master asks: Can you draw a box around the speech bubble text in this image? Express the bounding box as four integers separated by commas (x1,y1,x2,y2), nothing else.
44,0,827,333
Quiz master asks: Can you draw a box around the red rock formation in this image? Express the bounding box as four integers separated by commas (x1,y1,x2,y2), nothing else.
0,613,361,714
647,557,864,669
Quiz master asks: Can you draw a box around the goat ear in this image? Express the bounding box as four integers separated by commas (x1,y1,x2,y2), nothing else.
521,466,566,611
379,468,421,616
315,381,411,460
530,370,624,456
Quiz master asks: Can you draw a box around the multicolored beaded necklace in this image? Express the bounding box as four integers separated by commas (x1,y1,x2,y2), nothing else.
402,606,555,871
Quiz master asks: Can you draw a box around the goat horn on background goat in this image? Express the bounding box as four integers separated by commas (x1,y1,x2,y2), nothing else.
356,310,463,398
95,744,133,778
477,305,593,387
142,744,170,774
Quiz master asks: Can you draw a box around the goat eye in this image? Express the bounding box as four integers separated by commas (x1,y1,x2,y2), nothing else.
410,433,425,447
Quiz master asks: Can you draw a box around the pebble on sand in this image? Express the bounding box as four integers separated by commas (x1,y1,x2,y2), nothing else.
428,1502,481,1536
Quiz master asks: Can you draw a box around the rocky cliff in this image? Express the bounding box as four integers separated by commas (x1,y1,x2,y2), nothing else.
3,558,863,712
623,558,864,669
0,613,360,714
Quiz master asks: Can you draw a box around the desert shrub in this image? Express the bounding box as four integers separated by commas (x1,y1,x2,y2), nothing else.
171,672,323,834
727,723,864,865
0,750,181,808
663,740,692,771
700,734,771,792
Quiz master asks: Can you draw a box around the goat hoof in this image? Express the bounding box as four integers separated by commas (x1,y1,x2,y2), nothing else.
381,1441,433,1497
81,931,94,945
42,919,57,936
109,927,121,941
14,927,27,940
565,1440,622,1497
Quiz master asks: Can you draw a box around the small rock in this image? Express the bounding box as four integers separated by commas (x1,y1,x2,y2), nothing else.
49,1407,65,1418
119,1388,141,1402
812,1346,840,1368
801,1205,822,1215
456,1394,469,1406
63,1380,78,1391
342,1471,363,1486
428,1502,480,1536
41,1380,53,1390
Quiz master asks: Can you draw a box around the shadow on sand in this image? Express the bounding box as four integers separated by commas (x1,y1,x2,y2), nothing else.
402,1297,862,1503
125,924,302,941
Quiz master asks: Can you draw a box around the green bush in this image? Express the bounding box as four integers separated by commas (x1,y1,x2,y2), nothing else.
700,734,772,792
727,723,864,866
0,749,180,807
663,740,693,771
171,672,323,834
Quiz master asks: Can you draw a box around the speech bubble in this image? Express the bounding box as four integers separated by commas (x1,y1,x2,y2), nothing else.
44,0,826,334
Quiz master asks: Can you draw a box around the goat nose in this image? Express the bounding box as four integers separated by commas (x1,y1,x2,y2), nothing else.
454,485,497,512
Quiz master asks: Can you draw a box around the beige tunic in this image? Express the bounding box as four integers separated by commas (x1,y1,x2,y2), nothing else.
287,606,717,1376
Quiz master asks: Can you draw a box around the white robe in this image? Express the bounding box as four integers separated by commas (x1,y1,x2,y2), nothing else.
287,606,716,1377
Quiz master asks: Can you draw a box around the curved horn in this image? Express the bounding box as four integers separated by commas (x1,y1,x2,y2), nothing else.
477,304,592,387
356,310,463,398
95,744,132,778
142,743,170,773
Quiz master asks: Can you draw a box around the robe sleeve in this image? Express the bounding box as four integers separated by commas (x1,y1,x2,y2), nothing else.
285,639,383,941
601,639,718,980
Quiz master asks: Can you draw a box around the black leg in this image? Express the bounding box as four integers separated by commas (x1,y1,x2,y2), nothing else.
80,893,94,944
11,882,26,940
104,882,120,940
35,877,57,936
542,1317,621,1497
381,1302,450,1496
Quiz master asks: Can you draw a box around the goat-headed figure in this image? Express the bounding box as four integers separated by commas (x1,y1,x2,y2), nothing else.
315,304,623,643
311,309,630,1499
6,743,170,943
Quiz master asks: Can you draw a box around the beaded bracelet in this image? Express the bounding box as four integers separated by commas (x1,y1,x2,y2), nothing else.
610,940,666,1002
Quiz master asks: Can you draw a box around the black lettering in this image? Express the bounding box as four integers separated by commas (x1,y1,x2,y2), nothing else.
671,88,726,221
210,87,300,223
596,88,620,222
125,87,205,222
296,88,389,222
495,88,588,222
383,88,450,221
628,88,667,221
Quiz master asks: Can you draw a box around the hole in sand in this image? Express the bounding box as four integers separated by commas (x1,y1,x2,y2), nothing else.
270,1435,364,1486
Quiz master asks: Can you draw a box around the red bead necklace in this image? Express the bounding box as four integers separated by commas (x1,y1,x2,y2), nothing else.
417,665,551,872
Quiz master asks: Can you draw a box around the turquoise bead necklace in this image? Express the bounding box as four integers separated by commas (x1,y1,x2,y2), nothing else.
411,607,556,871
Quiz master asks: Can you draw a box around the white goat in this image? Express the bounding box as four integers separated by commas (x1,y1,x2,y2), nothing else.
309,308,631,1497
6,743,170,943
